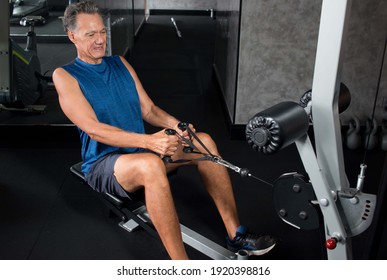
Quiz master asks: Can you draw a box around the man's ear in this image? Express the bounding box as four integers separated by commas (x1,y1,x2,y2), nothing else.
67,31,76,43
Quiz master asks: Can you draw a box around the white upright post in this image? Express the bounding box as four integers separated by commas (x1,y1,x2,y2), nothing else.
309,0,353,259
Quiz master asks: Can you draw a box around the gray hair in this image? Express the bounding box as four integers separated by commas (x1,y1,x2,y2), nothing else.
63,1,103,32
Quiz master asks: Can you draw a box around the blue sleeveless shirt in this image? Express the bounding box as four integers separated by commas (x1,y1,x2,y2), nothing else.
62,55,145,175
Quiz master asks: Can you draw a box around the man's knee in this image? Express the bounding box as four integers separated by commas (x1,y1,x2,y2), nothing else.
136,153,166,175
196,132,218,152
115,153,167,186
136,154,171,192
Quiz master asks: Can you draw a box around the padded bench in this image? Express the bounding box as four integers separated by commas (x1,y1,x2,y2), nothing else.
70,161,159,239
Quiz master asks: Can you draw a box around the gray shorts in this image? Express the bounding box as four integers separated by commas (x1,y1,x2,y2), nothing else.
85,153,129,198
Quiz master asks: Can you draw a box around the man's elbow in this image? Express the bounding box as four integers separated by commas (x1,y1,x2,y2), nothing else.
84,125,100,141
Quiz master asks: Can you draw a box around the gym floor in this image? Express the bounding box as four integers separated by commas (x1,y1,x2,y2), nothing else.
0,14,386,260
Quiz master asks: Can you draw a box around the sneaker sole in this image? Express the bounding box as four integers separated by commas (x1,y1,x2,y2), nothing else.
247,243,276,256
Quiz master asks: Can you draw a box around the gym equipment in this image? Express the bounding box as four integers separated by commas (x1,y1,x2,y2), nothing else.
299,82,351,121
273,173,321,230
246,0,377,260
70,160,248,260
0,1,49,112
345,116,361,150
10,0,49,23
246,101,310,155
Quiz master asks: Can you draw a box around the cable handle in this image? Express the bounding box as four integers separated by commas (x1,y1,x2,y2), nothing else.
162,128,177,163
177,122,194,153
165,128,177,135
178,122,216,156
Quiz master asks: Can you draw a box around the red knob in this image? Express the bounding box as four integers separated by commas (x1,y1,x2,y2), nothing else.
325,238,337,250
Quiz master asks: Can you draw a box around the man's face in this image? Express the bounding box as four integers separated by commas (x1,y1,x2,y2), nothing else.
68,13,107,64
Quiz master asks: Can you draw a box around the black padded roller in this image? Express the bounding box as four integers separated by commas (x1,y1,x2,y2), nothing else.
246,101,309,154
299,82,351,115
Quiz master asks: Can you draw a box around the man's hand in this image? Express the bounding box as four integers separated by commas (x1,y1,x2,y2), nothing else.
174,122,195,144
146,129,179,157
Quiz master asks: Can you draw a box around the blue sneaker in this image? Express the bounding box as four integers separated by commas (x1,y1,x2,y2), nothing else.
226,225,276,256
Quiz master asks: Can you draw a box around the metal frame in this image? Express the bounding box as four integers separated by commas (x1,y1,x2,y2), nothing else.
312,0,351,193
0,1,11,101
119,206,239,260
295,0,376,260
296,0,352,259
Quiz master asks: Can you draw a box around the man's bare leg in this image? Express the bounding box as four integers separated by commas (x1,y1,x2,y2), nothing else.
192,133,240,239
167,132,240,239
114,153,189,260
198,160,240,239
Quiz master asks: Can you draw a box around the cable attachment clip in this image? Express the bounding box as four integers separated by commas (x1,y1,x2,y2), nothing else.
356,163,367,192
211,156,250,177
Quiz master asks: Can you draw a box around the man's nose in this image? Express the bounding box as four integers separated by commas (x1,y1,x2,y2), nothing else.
95,33,105,43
